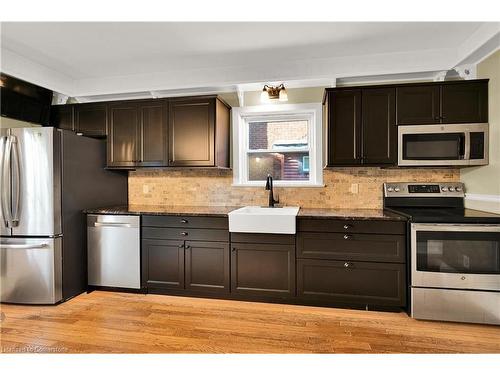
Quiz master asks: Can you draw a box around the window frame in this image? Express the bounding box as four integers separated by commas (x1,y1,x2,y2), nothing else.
232,103,323,187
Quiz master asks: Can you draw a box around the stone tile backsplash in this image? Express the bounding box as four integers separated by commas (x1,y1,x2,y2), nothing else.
128,168,459,209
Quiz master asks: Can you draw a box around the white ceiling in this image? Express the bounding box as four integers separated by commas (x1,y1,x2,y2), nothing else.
1,22,499,100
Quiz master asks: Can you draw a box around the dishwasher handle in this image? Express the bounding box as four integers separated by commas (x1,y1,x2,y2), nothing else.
94,222,132,228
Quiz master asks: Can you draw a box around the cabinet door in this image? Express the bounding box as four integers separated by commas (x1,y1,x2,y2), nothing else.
362,88,396,165
138,101,168,167
297,259,406,307
75,103,108,137
441,82,488,123
231,243,295,298
168,98,215,166
185,241,229,294
396,85,440,125
107,103,140,167
327,90,362,166
50,105,74,131
142,239,185,290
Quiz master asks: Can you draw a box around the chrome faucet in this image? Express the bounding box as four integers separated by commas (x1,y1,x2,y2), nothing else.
265,174,279,207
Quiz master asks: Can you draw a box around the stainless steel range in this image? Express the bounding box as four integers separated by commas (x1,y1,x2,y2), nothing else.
384,182,500,325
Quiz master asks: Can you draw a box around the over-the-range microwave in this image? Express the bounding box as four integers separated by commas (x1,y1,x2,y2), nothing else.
398,123,489,167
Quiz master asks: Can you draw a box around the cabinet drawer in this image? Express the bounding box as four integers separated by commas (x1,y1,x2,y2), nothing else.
297,259,406,307
297,232,405,263
142,227,229,242
230,232,295,245
298,218,405,234
142,215,228,229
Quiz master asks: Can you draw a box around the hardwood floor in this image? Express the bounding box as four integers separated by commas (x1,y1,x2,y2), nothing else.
1,291,499,353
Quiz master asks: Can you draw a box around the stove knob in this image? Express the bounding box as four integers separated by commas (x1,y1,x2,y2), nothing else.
387,187,394,192
449,187,455,192
394,187,401,192
441,187,448,192
455,186,462,192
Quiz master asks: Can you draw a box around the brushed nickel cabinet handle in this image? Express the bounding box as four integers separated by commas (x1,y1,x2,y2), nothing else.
343,234,351,240
343,224,352,230
180,219,188,224
181,232,188,236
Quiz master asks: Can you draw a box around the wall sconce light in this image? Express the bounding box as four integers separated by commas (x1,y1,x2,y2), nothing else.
261,84,288,103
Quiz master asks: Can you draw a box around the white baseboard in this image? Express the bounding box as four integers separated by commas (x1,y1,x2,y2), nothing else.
464,193,500,214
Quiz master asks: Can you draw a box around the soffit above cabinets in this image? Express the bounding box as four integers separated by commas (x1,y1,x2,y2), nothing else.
1,22,499,99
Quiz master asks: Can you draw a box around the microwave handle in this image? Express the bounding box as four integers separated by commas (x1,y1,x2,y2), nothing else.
463,132,471,160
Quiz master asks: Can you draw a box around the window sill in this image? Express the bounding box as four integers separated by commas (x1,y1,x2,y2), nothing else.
232,183,325,188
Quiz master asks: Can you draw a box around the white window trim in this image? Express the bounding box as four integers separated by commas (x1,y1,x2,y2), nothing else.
232,103,323,187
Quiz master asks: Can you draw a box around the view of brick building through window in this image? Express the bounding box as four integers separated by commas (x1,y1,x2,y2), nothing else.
248,120,309,181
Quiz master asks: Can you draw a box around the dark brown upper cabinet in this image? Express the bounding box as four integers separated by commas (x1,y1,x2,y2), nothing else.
107,100,168,168
362,88,396,165
396,80,488,125
441,81,488,123
326,89,362,166
107,102,140,168
324,79,488,167
168,96,230,168
325,88,396,166
396,85,440,125
75,103,108,137
50,104,75,131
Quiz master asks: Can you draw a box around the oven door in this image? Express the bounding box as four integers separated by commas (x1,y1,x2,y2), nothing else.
411,223,500,291
398,124,488,166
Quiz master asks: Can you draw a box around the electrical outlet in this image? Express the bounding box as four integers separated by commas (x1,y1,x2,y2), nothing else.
143,185,150,194
349,183,359,194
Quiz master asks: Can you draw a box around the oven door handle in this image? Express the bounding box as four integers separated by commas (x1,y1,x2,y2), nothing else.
411,223,500,233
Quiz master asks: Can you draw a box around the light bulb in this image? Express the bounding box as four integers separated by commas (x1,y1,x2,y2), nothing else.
278,88,288,102
260,89,269,103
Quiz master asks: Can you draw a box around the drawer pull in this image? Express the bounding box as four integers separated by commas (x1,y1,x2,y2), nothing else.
178,244,184,248
343,224,352,230
343,234,351,240
185,245,191,249
180,219,188,224
344,262,353,268
181,232,188,236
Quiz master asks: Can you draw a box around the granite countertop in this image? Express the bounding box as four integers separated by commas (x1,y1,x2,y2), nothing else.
297,208,407,221
84,205,238,217
85,205,407,220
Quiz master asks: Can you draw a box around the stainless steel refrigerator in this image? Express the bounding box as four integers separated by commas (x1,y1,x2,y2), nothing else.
1,126,127,304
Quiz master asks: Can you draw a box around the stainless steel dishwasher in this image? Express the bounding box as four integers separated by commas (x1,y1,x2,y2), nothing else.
87,214,141,289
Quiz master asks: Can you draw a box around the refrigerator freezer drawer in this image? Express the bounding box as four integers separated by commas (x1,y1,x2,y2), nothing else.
87,215,141,289
0,237,62,304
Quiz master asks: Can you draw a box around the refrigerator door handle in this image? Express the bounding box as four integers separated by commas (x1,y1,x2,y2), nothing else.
10,135,20,225
1,136,13,226
0,243,49,250
0,136,7,226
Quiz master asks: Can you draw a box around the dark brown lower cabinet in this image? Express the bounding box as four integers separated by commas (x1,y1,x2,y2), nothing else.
230,242,295,299
185,241,229,294
142,239,185,290
297,259,406,307
297,232,405,263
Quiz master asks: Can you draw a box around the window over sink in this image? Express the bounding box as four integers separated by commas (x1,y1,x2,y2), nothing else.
232,103,323,187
